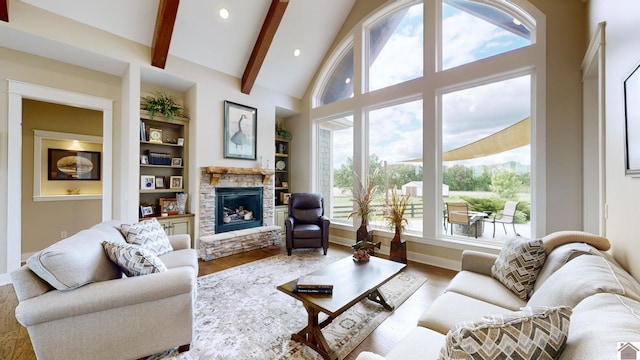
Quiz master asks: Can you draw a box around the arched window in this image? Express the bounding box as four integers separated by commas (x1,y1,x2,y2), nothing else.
311,0,543,246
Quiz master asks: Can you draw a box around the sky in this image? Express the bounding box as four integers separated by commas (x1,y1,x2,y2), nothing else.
327,1,532,170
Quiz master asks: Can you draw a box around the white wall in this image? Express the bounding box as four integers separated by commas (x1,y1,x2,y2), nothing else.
588,0,640,280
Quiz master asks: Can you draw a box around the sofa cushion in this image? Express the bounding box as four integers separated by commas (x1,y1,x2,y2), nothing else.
26,226,124,290
491,238,546,300
528,254,640,308
541,230,610,254
102,241,168,277
445,271,526,311
560,293,640,359
418,292,513,334
533,242,598,292
120,217,173,256
439,306,572,360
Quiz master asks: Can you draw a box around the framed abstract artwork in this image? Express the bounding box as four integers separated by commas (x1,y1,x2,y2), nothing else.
48,149,101,180
224,100,257,160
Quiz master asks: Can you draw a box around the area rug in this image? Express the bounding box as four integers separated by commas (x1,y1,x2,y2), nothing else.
146,250,426,360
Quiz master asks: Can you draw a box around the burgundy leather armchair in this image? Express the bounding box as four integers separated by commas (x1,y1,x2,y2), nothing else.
285,193,330,256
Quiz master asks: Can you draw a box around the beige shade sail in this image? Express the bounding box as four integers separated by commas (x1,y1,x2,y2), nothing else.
403,117,530,163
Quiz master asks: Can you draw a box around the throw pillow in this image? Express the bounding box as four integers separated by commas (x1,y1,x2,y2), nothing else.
542,230,610,254
439,306,572,360
120,217,173,256
102,241,168,277
491,238,546,300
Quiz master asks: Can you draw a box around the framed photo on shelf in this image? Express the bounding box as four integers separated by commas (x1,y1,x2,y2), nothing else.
155,176,165,189
171,157,183,167
140,205,154,217
170,175,183,189
160,198,178,215
141,175,155,190
48,149,101,180
177,138,184,146
149,128,163,143
224,100,257,160
140,155,149,164
281,192,291,204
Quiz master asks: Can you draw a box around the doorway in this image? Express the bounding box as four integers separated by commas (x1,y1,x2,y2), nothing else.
581,22,606,235
4,81,113,280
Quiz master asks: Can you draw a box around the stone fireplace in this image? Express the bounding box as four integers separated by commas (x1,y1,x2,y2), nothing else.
199,167,281,260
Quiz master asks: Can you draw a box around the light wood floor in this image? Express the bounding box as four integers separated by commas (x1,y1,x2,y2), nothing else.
1,243,456,360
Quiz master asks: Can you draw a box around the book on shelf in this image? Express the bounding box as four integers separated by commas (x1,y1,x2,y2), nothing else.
292,283,333,294
295,275,334,290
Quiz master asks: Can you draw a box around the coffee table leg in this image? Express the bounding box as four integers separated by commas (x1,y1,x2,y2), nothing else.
291,304,337,360
367,289,394,310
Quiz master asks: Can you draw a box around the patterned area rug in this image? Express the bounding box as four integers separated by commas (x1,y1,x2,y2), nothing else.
146,250,426,360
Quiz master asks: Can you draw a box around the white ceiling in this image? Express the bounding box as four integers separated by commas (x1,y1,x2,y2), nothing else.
18,0,356,99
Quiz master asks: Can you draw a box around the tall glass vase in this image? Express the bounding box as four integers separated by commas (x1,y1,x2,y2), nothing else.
176,193,188,215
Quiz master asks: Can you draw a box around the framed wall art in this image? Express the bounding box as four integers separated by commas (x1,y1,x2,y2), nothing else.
624,60,640,176
48,149,101,180
224,100,257,160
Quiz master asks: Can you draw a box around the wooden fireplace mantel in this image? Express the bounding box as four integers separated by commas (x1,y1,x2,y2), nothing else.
205,166,275,186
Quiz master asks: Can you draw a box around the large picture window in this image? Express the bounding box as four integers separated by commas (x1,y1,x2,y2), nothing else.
311,0,542,245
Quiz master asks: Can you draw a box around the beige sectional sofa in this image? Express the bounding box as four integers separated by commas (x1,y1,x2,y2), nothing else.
10,220,198,360
357,237,640,359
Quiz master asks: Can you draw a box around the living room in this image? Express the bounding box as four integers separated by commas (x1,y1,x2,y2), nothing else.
1,0,640,359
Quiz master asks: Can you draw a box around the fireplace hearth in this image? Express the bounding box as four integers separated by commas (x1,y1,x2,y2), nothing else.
215,187,263,233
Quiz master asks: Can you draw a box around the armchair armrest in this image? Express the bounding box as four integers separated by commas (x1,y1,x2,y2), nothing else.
14,267,195,327
169,233,191,250
461,250,498,275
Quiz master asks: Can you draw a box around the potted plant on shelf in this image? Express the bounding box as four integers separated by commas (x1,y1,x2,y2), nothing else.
141,91,187,121
348,168,381,260
384,188,410,263
275,121,291,139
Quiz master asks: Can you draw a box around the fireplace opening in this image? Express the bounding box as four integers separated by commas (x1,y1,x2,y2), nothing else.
215,187,263,233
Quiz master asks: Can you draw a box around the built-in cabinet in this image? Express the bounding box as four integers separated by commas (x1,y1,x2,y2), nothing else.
275,206,288,234
138,110,192,236
157,215,193,236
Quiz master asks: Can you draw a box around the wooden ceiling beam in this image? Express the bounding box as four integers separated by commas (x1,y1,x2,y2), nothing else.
151,0,180,69
241,0,288,94
1,0,9,22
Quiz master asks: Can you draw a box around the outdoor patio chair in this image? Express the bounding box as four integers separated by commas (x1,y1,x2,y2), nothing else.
485,200,519,238
446,202,480,238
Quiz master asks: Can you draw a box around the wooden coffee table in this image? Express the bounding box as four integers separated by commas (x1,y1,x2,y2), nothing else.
277,256,406,359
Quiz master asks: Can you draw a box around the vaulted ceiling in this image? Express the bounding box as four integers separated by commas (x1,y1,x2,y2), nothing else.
5,0,356,99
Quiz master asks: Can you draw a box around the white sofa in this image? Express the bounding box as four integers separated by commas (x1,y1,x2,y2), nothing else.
10,220,198,360
357,236,640,359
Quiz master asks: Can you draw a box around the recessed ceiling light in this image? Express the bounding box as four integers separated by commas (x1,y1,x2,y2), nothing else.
345,77,351,84
513,18,522,26
219,8,230,20
293,49,301,57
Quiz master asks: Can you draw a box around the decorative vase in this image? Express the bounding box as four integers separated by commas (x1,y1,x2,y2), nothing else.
176,193,188,215
389,227,407,264
356,218,376,255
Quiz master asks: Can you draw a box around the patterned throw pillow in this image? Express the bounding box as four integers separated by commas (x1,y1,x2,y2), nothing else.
439,306,572,360
120,217,173,256
102,241,167,277
491,238,547,300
